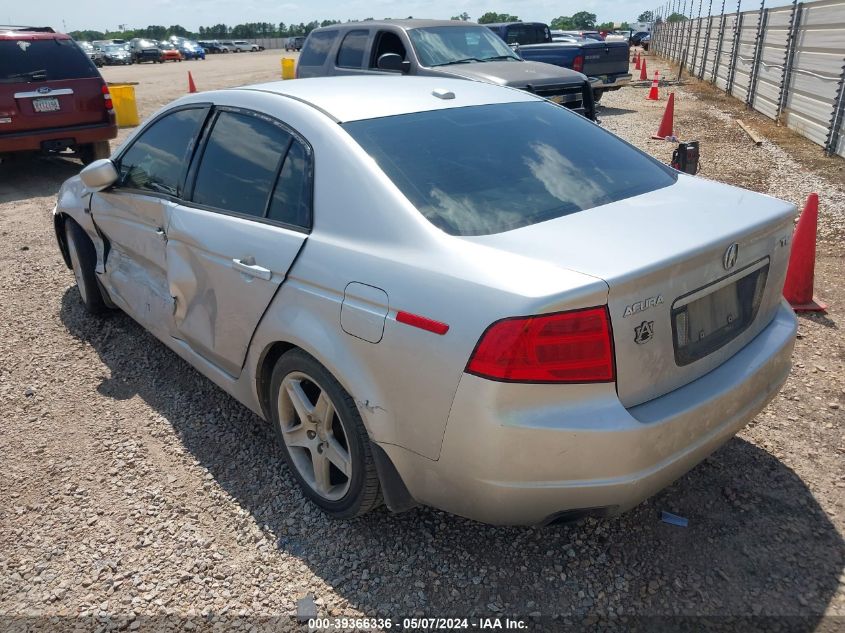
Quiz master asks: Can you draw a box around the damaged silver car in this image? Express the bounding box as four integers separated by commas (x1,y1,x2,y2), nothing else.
54,76,797,525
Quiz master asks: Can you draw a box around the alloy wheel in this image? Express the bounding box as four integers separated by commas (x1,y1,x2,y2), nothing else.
277,371,352,501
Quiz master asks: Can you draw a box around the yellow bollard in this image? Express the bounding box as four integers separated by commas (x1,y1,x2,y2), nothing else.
109,84,140,127
281,57,296,80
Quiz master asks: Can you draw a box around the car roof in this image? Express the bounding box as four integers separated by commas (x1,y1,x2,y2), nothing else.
0,26,67,40
314,19,467,31
483,22,546,28
228,76,539,123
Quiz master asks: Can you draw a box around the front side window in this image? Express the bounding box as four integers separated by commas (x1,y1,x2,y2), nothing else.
299,30,338,66
409,26,520,66
118,107,207,196
191,111,293,217
336,30,369,68
343,101,677,236
371,31,407,66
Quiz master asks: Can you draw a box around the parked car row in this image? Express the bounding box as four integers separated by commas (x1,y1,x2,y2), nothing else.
77,37,208,65
197,39,262,53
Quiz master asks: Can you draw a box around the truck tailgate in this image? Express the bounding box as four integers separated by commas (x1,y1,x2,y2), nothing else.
582,40,630,79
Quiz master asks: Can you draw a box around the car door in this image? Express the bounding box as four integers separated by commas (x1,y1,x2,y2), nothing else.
166,107,312,377
90,105,209,336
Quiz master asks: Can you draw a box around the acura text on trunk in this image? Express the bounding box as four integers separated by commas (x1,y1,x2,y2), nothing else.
53,77,798,525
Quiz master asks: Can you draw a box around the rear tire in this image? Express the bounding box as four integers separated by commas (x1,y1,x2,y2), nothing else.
78,141,110,165
593,89,604,103
65,219,108,314
269,349,382,519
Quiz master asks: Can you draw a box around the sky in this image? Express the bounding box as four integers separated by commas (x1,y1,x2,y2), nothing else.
11,0,798,33
12,0,669,33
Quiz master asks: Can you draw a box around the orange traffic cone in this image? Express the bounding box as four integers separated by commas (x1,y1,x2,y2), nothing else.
651,92,675,139
783,193,827,312
634,52,641,70
640,58,648,81
647,71,660,100
188,71,197,94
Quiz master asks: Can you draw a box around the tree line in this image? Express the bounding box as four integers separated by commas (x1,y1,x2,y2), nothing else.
473,11,631,31
69,10,656,43
69,21,345,42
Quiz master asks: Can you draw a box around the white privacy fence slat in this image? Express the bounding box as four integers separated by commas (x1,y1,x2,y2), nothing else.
652,0,845,157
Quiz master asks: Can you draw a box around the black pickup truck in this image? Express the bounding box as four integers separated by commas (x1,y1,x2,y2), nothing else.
296,20,596,120
485,22,631,101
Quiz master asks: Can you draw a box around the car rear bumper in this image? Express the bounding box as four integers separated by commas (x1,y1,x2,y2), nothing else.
590,73,633,90
382,301,796,525
0,120,117,153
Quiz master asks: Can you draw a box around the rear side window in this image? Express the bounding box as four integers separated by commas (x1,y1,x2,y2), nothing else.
0,39,98,82
504,25,525,44
343,101,677,236
505,25,547,45
267,140,311,228
336,30,369,68
192,111,292,217
118,107,207,196
299,30,338,66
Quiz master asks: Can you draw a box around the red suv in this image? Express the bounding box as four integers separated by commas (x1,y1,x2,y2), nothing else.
0,26,117,164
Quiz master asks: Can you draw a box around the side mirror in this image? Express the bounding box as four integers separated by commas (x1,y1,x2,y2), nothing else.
80,159,118,192
377,53,410,74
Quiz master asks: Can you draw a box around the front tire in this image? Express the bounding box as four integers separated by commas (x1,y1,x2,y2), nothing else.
269,349,381,519
65,219,108,314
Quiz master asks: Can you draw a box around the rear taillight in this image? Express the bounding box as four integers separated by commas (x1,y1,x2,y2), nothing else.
101,84,113,111
572,55,584,73
466,306,615,383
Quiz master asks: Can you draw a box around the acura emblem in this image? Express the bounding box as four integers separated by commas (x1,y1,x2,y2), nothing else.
723,243,739,270
37,86,50,94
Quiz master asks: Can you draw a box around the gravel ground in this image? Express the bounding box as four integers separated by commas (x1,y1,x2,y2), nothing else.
0,50,843,632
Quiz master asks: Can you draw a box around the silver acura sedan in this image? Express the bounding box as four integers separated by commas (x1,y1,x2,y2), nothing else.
54,76,798,525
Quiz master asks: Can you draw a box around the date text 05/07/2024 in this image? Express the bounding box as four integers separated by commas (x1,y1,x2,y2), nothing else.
306,617,529,630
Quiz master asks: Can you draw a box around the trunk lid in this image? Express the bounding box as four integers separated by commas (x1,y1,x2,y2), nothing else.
0,37,107,135
466,175,796,407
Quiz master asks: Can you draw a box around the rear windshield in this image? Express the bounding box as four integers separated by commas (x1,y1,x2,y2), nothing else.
0,38,99,82
299,30,338,66
343,101,677,236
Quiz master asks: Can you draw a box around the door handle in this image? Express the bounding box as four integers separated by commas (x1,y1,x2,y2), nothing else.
155,227,167,242
232,257,272,280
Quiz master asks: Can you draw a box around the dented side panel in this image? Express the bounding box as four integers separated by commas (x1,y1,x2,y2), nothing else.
89,190,175,337
165,203,308,377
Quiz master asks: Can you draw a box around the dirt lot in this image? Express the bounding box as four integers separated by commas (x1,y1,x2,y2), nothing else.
1,49,843,631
